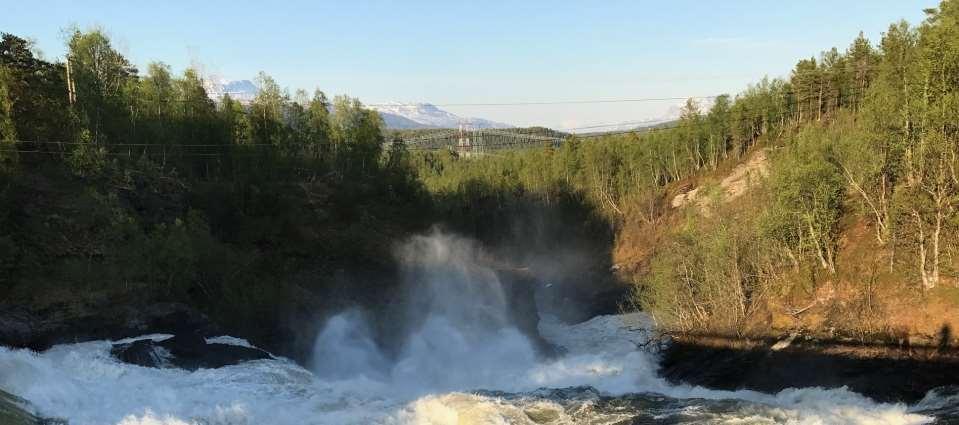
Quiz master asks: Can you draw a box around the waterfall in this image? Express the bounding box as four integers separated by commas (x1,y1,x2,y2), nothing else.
0,230,941,424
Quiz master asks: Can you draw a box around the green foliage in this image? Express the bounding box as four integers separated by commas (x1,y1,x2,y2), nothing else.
304,89,333,161
113,210,235,297
763,125,845,273
218,94,251,145
0,27,433,348
643,0,959,329
0,66,17,170
411,71,794,226
249,72,285,146
331,95,384,177
0,33,76,144
407,0,959,332
67,130,108,177
67,28,136,144
2,0,959,341
640,206,775,332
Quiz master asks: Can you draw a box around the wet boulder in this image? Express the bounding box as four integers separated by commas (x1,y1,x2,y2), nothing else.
111,334,272,370
160,334,273,370
0,389,65,425
110,339,171,368
159,333,208,361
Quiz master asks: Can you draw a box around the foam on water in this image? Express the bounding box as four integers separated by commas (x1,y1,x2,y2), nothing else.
0,232,944,424
0,339,403,425
0,313,938,424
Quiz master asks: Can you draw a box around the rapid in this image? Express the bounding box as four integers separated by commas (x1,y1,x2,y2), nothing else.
0,232,956,424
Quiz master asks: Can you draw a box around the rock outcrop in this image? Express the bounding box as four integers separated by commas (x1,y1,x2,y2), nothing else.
110,334,272,370
0,303,219,352
671,149,769,213
658,334,959,403
0,389,63,425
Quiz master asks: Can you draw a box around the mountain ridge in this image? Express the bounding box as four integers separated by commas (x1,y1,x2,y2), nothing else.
203,80,513,129
369,102,513,129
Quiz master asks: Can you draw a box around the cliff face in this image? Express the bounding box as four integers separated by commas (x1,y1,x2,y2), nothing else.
611,145,959,346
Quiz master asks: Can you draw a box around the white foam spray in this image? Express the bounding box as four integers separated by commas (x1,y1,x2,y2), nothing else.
312,232,541,393
0,231,942,424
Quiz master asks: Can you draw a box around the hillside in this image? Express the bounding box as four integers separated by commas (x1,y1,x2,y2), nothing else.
617,138,959,344
411,2,959,347
2,1,959,357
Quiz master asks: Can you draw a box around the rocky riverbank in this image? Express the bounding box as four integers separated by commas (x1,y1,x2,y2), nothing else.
658,333,959,404
0,265,563,364
8,273,958,410
0,302,219,353
0,389,62,425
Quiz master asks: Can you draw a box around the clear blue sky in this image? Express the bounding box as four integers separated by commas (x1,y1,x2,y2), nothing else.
2,0,937,129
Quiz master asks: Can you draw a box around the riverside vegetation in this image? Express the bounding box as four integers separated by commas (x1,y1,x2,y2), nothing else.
1,1,959,357
0,29,435,358
410,2,959,343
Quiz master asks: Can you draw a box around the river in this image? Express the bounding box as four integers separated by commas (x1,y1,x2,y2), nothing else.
0,232,957,424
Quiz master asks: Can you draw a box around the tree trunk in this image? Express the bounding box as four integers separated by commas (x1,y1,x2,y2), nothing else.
841,165,889,244
817,81,824,122
913,209,935,291
932,206,941,287
808,219,835,274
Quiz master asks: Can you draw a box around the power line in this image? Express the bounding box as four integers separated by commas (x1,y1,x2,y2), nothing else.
0,148,271,158
402,95,843,149
399,90,861,141
402,96,852,151
574,124,684,140
10,140,275,147
8,92,863,155
564,93,855,134
114,94,721,108
366,96,719,107
562,119,674,132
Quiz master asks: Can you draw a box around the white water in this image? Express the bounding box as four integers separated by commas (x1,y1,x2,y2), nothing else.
0,232,943,424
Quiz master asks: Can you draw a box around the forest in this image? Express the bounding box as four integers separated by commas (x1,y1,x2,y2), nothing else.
1,0,958,350
410,3,959,340
0,29,433,356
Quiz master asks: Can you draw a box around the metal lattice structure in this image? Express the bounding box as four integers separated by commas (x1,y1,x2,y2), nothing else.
403,126,565,154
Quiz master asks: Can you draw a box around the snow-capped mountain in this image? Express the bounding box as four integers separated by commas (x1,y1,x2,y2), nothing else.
370,102,513,129
203,80,512,129
378,112,432,129
204,79,258,103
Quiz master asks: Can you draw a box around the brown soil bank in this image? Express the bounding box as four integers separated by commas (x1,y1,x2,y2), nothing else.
658,334,959,403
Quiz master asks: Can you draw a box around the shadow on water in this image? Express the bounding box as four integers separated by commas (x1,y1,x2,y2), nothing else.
658,332,959,404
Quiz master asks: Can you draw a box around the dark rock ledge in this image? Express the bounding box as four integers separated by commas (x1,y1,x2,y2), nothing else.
657,333,959,404
111,333,272,370
0,302,219,352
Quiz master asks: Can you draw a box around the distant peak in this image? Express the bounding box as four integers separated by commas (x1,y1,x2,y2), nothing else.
371,101,512,129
